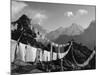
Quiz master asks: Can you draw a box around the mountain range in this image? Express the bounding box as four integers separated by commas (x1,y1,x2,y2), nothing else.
46,20,96,49
11,14,96,49
46,23,84,40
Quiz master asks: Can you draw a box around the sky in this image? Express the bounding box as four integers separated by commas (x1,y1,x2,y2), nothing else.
11,0,96,32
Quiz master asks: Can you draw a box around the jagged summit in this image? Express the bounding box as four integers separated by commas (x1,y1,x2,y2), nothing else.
63,23,84,36
46,23,84,40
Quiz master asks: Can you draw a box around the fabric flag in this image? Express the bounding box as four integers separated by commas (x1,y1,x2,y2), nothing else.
16,43,26,62
11,40,17,62
25,45,37,62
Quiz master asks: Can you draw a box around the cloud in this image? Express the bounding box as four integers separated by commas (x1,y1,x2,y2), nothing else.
77,9,88,15
64,9,88,19
33,13,48,25
11,1,47,25
18,7,48,25
64,11,74,17
34,13,47,20
11,1,28,19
